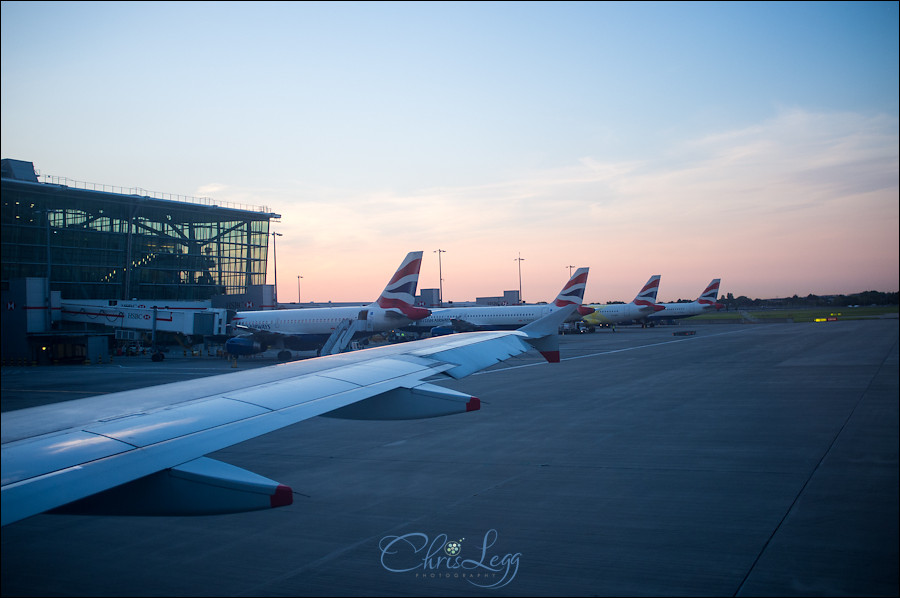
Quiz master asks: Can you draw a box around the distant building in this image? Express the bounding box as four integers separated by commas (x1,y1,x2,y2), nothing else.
475,290,520,306
418,288,441,307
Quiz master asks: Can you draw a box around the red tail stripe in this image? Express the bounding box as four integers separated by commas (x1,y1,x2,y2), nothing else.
377,297,430,320
561,273,588,290
387,258,422,285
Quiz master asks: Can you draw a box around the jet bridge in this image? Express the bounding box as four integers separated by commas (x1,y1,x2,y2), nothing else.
60,301,227,337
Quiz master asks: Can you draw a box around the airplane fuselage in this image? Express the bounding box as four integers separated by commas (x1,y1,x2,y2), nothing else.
582,303,654,326
231,304,419,351
234,305,371,335
407,304,556,331
647,301,718,320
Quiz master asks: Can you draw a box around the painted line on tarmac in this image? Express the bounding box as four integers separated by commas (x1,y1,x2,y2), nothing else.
562,326,757,362
477,327,759,374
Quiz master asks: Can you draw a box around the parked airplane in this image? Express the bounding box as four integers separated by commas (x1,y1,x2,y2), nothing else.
648,278,724,321
227,251,431,358
581,275,665,329
406,267,593,334
1,304,578,527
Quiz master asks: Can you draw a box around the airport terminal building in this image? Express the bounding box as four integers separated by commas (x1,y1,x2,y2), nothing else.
1,159,281,363
1,159,279,301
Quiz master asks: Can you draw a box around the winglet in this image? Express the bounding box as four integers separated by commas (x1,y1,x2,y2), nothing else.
519,303,578,363
375,251,431,320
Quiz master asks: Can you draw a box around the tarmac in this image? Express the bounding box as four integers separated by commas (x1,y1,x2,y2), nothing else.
1,319,897,597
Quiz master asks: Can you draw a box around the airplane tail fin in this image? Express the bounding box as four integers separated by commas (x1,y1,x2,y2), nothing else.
553,267,590,307
375,251,431,320
698,278,724,310
633,275,663,311
519,303,579,363
555,267,594,315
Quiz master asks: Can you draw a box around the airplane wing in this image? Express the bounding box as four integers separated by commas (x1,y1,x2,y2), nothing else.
1,305,577,527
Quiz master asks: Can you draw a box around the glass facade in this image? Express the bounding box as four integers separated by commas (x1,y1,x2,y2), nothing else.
1,178,276,301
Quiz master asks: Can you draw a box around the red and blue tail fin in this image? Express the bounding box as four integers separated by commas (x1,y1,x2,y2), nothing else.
375,251,431,320
698,278,724,310
554,267,590,308
633,275,663,311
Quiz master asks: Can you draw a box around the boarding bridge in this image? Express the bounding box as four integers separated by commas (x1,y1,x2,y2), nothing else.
60,301,228,336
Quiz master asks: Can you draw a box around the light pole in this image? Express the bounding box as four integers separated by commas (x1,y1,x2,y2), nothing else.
297,274,303,303
514,252,525,304
270,232,282,306
567,265,575,277
434,249,446,306
35,209,53,330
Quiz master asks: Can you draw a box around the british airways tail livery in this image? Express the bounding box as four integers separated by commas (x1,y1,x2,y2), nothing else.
697,279,724,309
555,267,595,316
633,274,663,309
408,267,591,333
227,251,430,357
375,251,431,320
581,275,666,328
648,278,724,321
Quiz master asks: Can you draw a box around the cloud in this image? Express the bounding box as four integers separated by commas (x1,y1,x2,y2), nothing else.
195,183,228,196
212,109,898,301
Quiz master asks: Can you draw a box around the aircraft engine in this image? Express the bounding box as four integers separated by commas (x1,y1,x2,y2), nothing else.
225,337,266,355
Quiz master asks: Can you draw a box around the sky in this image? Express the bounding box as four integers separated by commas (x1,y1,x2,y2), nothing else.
2,1,898,304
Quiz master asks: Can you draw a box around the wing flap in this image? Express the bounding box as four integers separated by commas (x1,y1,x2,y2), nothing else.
412,331,531,379
316,356,436,385
323,382,480,420
222,375,358,410
1,431,134,487
83,398,270,447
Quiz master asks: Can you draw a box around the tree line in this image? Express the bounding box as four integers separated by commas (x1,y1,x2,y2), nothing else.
720,290,899,309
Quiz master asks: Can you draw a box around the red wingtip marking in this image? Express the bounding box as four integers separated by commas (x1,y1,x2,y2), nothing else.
540,350,561,363
270,484,294,508
377,300,431,320
466,397,481,412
